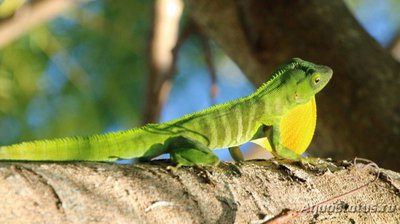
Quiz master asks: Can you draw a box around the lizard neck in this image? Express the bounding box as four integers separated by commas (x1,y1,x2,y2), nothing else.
251,78,297,125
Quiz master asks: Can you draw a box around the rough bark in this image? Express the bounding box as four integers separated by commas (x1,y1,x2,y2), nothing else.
186,0,400,170
0,160,399,223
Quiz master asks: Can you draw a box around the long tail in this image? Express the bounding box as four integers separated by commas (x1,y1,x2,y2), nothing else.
0,129,162,161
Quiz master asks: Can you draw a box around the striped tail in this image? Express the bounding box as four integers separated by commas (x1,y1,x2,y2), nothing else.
0,129,162,161
0,136,119,161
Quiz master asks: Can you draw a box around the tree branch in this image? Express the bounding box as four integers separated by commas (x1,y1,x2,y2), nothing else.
143,0,183,124
0,0,91,49
0,160,399,223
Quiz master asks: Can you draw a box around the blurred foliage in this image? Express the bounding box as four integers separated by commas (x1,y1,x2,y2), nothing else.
0,0,26,19
0,0,400,147
0,1,154,144
0,0,222,145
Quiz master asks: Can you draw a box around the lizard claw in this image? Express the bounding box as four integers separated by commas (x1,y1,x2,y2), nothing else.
218,162,242,176
300,157,342,173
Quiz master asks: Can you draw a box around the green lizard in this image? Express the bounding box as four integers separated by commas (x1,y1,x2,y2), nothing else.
0,58,332,167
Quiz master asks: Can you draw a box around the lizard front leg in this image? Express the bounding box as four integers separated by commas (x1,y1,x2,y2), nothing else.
270,125,338,171
270,125,302,160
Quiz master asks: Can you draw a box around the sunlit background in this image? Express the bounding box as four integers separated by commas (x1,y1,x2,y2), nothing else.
0,0,399,161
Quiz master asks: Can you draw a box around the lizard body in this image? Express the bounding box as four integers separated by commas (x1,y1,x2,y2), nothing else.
0,58,332,167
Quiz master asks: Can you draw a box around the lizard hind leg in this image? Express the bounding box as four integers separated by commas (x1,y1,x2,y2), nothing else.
228,146,245,162
166,136,220,167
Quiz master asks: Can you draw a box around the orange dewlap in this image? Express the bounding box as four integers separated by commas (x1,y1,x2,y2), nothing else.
280,96,316,155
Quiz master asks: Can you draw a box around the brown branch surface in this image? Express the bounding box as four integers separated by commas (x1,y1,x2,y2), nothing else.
187,0,400,170
0,160,399,223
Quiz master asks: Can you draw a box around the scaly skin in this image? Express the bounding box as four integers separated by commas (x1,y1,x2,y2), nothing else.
0,58,332,167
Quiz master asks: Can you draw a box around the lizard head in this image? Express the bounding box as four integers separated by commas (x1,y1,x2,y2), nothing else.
287,58,333,104
255,58,332,107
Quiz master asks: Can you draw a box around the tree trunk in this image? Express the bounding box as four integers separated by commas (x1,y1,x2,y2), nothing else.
187,0,400,171
0,160,399,223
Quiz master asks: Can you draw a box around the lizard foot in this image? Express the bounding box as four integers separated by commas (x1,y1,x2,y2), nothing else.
193,166,216,185
299,157,343,173
219,162,242,176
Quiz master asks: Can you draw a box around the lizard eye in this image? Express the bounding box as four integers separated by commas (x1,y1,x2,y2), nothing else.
312,74,321,85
